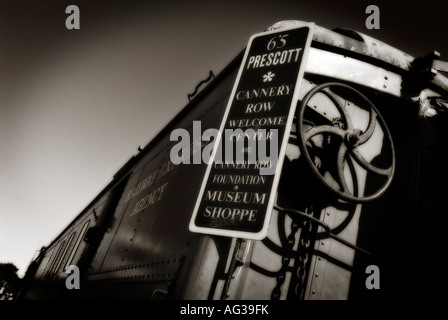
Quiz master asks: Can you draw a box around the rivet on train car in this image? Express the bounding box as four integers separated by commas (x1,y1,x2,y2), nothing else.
312,290,316,295
321,241,325,245
315,273,318,278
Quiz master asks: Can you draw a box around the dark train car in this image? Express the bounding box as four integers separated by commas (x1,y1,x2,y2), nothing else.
20,20,448,301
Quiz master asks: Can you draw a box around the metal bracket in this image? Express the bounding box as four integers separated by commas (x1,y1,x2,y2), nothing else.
402,51,448,96
220,238,253,300
188,70,215,102
431,51,448,73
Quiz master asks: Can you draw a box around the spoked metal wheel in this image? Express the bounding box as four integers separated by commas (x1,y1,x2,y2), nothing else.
296,82,395,203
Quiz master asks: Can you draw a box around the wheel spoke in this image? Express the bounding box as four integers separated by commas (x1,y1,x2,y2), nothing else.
337,143,351,194
320,89,353,130
357,109,377,145
351,148,392,176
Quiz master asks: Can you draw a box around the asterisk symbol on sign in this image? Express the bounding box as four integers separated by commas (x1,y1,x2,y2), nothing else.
263,71,275,82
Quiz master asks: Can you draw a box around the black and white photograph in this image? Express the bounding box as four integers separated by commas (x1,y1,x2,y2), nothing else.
1,0,447,314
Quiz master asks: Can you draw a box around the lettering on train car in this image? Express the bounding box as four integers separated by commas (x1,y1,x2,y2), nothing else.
126,159,175,216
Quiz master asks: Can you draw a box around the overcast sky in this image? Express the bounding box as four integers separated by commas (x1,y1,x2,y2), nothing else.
1,0,447,277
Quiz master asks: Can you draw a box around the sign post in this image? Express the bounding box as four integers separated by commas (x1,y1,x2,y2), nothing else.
189,23,314,240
